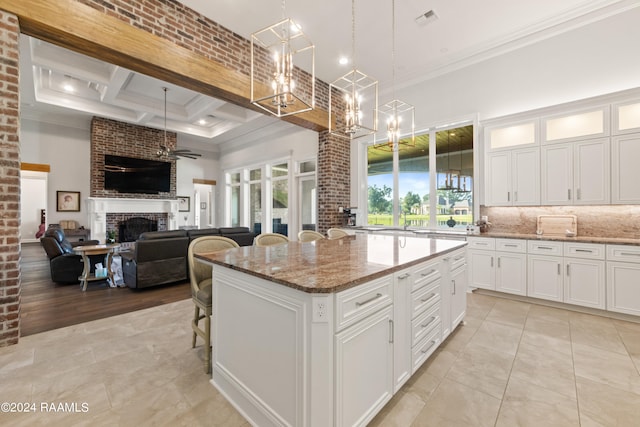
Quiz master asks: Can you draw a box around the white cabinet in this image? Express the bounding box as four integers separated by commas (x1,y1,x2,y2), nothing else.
564,242,605,309
541,138,610,205
606,245,640,316
611,133,640,204
450,254,467,330
528,254,564,302
486,148,540,206
467,237,495,290
495,239,527,297
335,305,394,427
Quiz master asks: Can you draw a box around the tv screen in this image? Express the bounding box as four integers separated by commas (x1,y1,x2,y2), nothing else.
104,155,171,194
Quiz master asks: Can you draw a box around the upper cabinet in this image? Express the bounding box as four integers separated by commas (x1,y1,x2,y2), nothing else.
485,120,538,151
612,100,640,135
542,106,609,144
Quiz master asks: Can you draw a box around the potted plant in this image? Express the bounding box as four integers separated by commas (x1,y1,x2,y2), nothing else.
106,230,116,244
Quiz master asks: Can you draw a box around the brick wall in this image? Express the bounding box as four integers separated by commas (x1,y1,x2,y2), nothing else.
90,117,177,198
0,10,20,347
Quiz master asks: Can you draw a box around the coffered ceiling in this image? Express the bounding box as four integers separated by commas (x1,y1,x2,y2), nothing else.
18,0,636,155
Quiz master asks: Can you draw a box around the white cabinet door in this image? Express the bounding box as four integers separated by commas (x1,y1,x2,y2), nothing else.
611,133,640,204
335,305,394,427
564,258,605,309
496,252,527,296
486,152,511,206
527,255,563,302
541,143,573,205
512,148,540,205
574,138,610,204
607,261,640,316
450,265,467,330
468,250,495,290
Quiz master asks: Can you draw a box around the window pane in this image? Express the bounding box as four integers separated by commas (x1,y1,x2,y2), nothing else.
250,168,261,180
230,172,240,184
300,178,316,230
231,185,240,227
399,134,429,228
299,160,316,173
367,144,393,226
436,125,473,229
272,163,288,178
272,179,288,236
250,181,261,234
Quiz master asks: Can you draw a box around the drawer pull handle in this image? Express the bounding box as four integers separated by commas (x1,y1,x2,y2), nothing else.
477,242,488,246
504,244,518,248
538,246,554,250
420,293,437,304
420,269,436,277
575,249,592,253
620,252,640,257
398,273,411,280
355,293,383,307
421,316,436,328
421,340,438,354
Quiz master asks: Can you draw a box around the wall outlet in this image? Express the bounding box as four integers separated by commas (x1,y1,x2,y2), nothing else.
312,297,329,323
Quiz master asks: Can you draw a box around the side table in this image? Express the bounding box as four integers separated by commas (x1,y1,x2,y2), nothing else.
73,244,120,291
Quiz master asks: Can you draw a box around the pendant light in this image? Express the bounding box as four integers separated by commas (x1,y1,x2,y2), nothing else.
250,0,315,118
437,131,460,190
373,0,415,152
329,0,378,139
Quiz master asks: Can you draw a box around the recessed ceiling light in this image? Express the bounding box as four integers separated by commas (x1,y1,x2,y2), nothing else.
339,57,349,65
63,83,75,93
198,118,206,125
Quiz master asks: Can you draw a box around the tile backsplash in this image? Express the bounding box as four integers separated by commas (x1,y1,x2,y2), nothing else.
480,205,640,238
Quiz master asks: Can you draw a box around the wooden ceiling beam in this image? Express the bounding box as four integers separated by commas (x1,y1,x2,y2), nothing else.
0,0,329,132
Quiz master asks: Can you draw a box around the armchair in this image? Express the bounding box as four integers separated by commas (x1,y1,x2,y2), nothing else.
40,226,100,284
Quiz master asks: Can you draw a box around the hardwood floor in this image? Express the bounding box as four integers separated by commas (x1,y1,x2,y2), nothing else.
19,242,191,337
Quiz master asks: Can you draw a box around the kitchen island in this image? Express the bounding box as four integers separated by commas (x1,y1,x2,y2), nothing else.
196,233,467,427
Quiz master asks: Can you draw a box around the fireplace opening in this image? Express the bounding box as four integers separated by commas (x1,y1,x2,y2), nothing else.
118,217,158,242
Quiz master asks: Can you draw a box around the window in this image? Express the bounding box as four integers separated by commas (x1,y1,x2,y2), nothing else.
271,163,289,236
229,172,241,227
249,168,262,234
366,124,474,229
297,160,317,231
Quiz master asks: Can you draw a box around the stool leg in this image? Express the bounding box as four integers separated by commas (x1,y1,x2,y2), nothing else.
192,305,199,348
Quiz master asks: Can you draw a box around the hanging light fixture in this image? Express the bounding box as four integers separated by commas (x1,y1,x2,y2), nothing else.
250,0,315,118
437,131,461,190
329,0,378,139
453,132,471,193
373,0,415,152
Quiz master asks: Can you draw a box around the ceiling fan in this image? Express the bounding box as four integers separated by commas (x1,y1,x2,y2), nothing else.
157,87,202,160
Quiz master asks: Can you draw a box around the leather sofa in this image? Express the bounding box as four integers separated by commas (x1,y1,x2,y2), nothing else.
121,227,256,289
40,226,101,283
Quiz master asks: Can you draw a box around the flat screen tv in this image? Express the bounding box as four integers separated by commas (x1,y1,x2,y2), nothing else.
104,155,171,194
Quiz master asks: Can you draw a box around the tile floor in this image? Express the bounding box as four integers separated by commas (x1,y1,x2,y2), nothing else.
1,292,639,426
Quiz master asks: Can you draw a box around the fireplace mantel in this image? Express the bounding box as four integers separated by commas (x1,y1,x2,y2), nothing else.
86,197,179,243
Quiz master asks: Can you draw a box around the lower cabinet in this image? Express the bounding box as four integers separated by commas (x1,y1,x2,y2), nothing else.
607,244,640,316
564,258,605,309
450,262,467,329
528,254,564,301
335,305,394,427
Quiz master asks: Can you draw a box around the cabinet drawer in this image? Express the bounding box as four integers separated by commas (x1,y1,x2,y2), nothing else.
411,260,442,293
411,323,441,373
607,244,640,263
335,274,393,331
496,238,526,253
467,237,495,250
411,303,440,346
528,240,563,256
564,242,605,260
449,249,467,271
411,280,440,319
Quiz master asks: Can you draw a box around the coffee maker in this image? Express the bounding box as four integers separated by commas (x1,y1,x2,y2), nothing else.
343,208,357,227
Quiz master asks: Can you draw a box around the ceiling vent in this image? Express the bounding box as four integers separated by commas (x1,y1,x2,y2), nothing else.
415,10,438,26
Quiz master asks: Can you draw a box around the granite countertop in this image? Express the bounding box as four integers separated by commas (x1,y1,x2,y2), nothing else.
472,232,640,246
195,234,467,294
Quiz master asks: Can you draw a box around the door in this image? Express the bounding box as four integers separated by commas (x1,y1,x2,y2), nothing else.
495,252,527,296
607,261,640,316
298,175,317,231
564,258,605,309
468,250,495,290
335,305,394,427
512,148,540,205
541,143,573,205
574,138,609,204
486,152,510,206
611,133,640,204
450,265,467,330
527,255,563,301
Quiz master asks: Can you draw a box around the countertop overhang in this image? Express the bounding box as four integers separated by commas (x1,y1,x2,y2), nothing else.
195,234,467,293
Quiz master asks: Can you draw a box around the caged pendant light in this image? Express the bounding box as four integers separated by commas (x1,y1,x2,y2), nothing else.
329,0,378,139
250,0,315,118
373,0,415,152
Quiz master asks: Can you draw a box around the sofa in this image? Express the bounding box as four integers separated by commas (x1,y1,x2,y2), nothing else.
121,227,256,289
40,226,101,284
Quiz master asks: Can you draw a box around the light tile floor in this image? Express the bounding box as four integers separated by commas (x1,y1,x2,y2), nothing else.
1,292,639,426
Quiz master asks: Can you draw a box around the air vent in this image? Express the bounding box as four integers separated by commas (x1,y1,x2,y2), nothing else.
415,10,438,26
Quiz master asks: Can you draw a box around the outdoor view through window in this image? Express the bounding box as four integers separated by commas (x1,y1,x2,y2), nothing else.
367,125,474,229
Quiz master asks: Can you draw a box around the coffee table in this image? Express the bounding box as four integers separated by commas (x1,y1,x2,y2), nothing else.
73,244,120,291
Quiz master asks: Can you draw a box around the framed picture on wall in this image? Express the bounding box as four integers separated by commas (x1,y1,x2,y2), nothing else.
178,196,190,212
56,191,80,212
